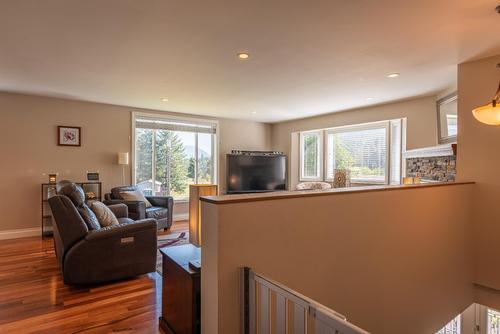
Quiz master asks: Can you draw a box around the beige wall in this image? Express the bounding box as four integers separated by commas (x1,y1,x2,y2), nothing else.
218,118,272,194
201,184,476,334
0,92,270,231
270,95,439,162
457,54,500,291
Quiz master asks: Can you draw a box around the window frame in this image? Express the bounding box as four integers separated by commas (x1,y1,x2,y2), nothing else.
298,119,403,186
437,92,458,144
299,130,323,181
325,121,391,185
131,112,219,201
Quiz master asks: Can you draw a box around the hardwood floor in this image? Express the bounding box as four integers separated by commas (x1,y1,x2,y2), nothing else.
0,221,188,334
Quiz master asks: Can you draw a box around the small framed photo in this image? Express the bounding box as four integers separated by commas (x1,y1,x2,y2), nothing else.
58,126,81,146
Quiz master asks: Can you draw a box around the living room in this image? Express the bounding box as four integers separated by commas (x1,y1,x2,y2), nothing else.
1,1,500,334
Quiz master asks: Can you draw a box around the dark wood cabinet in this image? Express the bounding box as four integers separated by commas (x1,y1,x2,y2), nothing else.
160,244,201,334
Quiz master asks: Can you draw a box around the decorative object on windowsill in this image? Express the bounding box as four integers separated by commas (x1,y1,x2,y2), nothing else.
403,177,421,185
86,171,100,181
472,63,500,125
117,152,129,184
48,173,58,184
333,169,351,188
58,126,81,146
295,182,332,191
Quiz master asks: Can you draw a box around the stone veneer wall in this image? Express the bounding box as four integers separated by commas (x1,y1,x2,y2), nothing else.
406,155,456,182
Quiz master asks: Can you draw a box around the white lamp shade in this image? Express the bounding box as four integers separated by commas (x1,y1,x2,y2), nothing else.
472,103,500,125
118,152,129,165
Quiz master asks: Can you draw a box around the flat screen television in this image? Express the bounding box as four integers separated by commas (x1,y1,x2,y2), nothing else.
226,153,287,193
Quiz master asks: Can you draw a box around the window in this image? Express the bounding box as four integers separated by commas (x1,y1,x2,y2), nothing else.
133,114,217,200
300,131,322,180
488,308,500,334
326,123,388,183
446,114,458,137
437,315,461,334
299,119,403,184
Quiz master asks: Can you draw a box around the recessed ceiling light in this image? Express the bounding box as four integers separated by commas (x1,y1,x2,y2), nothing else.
387,73,400,78
251,111,257,114
366,97,375,101
160,97,169,102
237,52,250,60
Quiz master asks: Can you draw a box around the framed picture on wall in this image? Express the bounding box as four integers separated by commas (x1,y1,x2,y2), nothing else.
58,126,81,146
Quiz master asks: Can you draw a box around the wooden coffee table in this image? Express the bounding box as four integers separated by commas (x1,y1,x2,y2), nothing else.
159,244,201,334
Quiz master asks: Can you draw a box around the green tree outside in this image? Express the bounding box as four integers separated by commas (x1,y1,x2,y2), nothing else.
135,129,153,184
155,130,188,196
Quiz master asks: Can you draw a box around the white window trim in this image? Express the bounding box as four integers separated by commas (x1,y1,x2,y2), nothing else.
299,130,323,181
389,118,403,185
131,111,219,200
298,119,405,186
324,121,390,185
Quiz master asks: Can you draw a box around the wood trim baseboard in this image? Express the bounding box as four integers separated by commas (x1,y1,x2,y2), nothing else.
0,227,41,240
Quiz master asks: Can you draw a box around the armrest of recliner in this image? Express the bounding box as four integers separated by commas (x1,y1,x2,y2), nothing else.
146,196,174,222
85,219,157,241
145,196,172,208
103,199,146,219
106,204,128,219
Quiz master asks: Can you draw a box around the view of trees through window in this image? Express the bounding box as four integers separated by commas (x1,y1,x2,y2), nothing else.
434,306,500,334
327,127,387,182
135,127,214,200
436,315,461,334
489,308,500,334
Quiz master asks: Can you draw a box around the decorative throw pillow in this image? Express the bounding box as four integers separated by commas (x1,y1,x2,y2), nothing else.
77,204,101,230
90,201,120,227
119,190,153,208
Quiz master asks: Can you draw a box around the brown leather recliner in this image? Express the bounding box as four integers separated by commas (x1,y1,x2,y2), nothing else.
49,182,158,285
104,185,173,231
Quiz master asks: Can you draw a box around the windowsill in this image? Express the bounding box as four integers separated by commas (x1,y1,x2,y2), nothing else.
309,179,387,185
350,180,386,185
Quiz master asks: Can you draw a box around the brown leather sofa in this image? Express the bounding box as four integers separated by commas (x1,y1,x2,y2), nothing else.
104,186,173,231
49,182,158,285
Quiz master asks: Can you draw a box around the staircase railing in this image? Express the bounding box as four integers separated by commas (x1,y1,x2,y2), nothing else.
241,267,370,334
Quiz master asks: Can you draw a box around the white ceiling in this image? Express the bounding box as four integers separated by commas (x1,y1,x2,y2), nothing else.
1,1,499,123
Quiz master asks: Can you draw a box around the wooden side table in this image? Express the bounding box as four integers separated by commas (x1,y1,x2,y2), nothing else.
189,184,217,246
159,244,201,334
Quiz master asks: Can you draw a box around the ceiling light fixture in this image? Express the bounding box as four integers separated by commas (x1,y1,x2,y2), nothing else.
251,111,257,114
160,97,169,102
472,63,500,125
366,97,375,101
237,52,250,60
387,73,400,78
